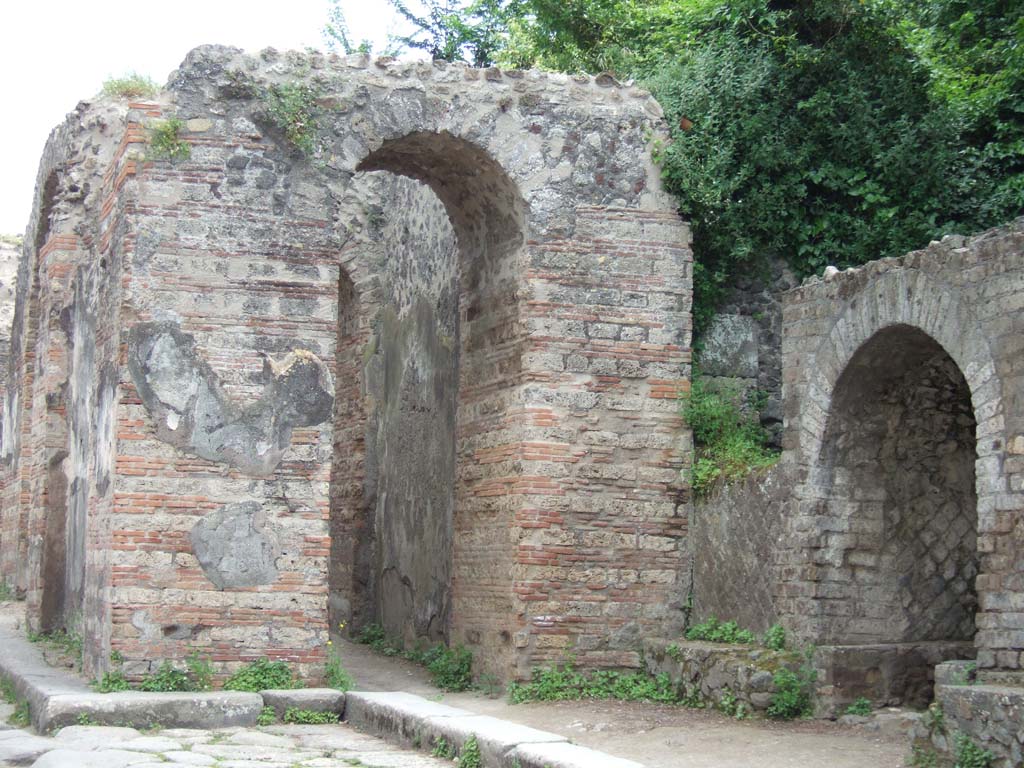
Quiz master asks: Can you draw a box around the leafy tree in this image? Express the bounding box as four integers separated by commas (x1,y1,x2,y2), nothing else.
326,0,1023,333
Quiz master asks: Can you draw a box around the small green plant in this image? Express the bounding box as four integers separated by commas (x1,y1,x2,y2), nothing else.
0,676,18,705
223,658,298,692
953,733,995,768
683,375,778,497
355,624,473,692
94,670,131,693
845,697,873,716
717,689,747,719
263,83,320,156
102,73,159,99
685,617,756,644
10,700,30,727
138,660,192,692
422,644,473,692
763,623,786,651
766,653,817,720
665,643,683,662
282,707,340,724
325,651,354,691
460,734,482,768
186,651,213,692
0,581,15,601
908,745,939,768
431,736,456,759
75,712,98,726
508,663,678,705
27,628,84,669
257,705,277,726
147,118,191,162
923,702,946,736
950,662,978,686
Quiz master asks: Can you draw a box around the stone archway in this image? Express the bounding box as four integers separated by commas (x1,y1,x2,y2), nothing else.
815,325,978,647
781,266,1007,708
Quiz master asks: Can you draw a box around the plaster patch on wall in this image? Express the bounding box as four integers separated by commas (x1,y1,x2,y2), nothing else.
190,501,280,589
127,320,333,475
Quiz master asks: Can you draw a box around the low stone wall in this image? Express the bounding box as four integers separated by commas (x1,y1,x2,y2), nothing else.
926,661,1024,768
644,639,801,713
812,642,975,718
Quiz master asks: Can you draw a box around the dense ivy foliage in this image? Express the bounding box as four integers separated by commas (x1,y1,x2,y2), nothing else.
328,0,1023,333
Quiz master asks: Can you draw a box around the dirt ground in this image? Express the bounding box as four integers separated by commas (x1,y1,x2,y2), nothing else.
336,638,911,768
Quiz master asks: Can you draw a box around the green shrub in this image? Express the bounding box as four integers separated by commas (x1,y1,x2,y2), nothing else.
223,658,297,692
845,697,872,716
431,736,456,759
282,707,339,724
763,623,786,651
421,644,473,692
508,663,677,705
102,73,159,99
257,705,276,726
460,734,482,768
953,732,995,768
263,83,320,156
909,745,939,768
325,651,354,691
186,651,213,692
138,661,193,692
147,118,190,162
10,700,30,727
685,617,755,645
94,671,131,693
766,661,816,720
683,376,778,496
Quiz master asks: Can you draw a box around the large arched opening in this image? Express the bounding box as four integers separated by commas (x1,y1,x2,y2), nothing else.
815,323,978,704
328,131,527,652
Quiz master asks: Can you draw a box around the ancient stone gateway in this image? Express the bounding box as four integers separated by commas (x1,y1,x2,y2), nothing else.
0,45,692,681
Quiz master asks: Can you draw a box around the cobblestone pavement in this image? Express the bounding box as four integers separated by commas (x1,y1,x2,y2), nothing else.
0,722,452,768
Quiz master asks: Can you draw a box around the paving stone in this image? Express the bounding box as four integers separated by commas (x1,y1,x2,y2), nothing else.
224,730,296,748
162,751,218,766
30,748,159,767
0,733,58,763
53,725,142,748
105,735,186,753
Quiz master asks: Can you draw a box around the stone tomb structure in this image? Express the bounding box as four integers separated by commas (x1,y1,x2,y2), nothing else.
0,46,693,681
691,221,1024,759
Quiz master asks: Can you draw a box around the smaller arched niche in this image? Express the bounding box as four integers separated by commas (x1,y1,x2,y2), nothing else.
817,324,978,645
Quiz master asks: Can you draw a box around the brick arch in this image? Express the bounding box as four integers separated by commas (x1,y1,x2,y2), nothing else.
797,269,1003,500
788,268,1005,649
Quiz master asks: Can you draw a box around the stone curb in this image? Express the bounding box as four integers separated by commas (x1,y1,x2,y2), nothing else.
344,691,645,768
0,617,262,732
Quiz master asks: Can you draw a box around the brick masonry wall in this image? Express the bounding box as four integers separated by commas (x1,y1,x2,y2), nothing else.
780,219,1024,675
2,45,693,682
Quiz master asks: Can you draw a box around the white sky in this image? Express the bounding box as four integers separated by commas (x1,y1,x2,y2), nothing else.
0,0,403,235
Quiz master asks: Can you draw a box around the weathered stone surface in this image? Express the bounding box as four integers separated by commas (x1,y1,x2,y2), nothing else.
30,749,156,768
344,691,468,747
127,321,333,476
0,732,58,764
932,678,1024,768
259,688,345,718
39,691,263,732
190,502,279,589
509,741,645,768
419,713,564,766
699,314,759,378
